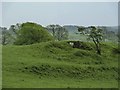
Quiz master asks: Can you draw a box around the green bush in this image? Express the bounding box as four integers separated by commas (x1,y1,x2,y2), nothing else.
14,22,53,45
67,41,93,50
112,48,120,54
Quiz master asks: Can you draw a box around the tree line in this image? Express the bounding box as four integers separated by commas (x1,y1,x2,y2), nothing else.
0,22,118,55
0,22,69,45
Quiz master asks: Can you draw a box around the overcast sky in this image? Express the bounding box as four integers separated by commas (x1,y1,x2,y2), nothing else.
2,2,118,28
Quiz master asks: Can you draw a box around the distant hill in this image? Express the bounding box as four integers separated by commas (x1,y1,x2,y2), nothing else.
63,25,78,33
105,26,118,34
63,25,87,41
63,25,118,42
63,25,118,34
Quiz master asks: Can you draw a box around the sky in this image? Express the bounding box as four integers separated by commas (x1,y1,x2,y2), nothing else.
2,2,118,28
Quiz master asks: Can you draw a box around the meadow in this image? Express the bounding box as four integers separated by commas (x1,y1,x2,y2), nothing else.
2,41,119,88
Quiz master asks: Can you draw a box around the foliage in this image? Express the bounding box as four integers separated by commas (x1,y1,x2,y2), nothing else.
2,27,9,45
68,41,93,50
1,24,23,45
1,27,14,45
112,47,120,54
78,26,103,55
46,24,68,41
77,26,86,34
9,23,21,37
14,22,53,45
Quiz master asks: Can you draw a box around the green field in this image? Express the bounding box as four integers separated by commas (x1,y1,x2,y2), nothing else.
2,41,119,88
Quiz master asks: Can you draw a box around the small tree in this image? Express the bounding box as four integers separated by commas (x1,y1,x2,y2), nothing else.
78,26,103,55
55,26,68,41
14,22,53,45
1,27,13,45
9,23,21,35
46,24,68,41
8,24,22,44
46,24,56,37
78,26,86,35
2,27,8,45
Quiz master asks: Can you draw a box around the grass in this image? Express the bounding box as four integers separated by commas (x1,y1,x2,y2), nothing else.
2,41,119,88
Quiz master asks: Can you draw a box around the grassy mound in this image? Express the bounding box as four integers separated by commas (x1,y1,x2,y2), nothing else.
2,41,118,88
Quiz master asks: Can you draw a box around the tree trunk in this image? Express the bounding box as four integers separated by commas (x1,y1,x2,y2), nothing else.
52,28,55,37
97,47,101,55
92,38,101,55
96,43,101,55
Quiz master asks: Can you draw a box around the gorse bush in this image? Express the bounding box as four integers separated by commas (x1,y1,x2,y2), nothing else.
14,22,53,45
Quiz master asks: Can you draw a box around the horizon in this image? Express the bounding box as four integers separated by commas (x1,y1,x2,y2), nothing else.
0,21,118,29
1,22,118,29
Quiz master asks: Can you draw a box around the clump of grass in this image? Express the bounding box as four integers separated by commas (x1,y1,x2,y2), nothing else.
73,49,99,58
22,64,118,80
45,41,72,51
112,47,120,54
73,50,90,57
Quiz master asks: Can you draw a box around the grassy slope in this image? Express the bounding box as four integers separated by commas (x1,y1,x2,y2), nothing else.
2,41,118,88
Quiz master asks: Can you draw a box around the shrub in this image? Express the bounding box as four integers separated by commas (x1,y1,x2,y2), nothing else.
67,41,93,50
112,48,120,54
14,22,53,45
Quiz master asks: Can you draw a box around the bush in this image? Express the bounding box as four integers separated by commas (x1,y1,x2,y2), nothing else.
112,48,120,54
67,41,93,50
14,22,53,45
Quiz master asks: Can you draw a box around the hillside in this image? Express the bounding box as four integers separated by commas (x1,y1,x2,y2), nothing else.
2,41,118,88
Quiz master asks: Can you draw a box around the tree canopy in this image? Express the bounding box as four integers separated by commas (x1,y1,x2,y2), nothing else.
46,24,68,41
78,26,103,55
14,22,53,45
